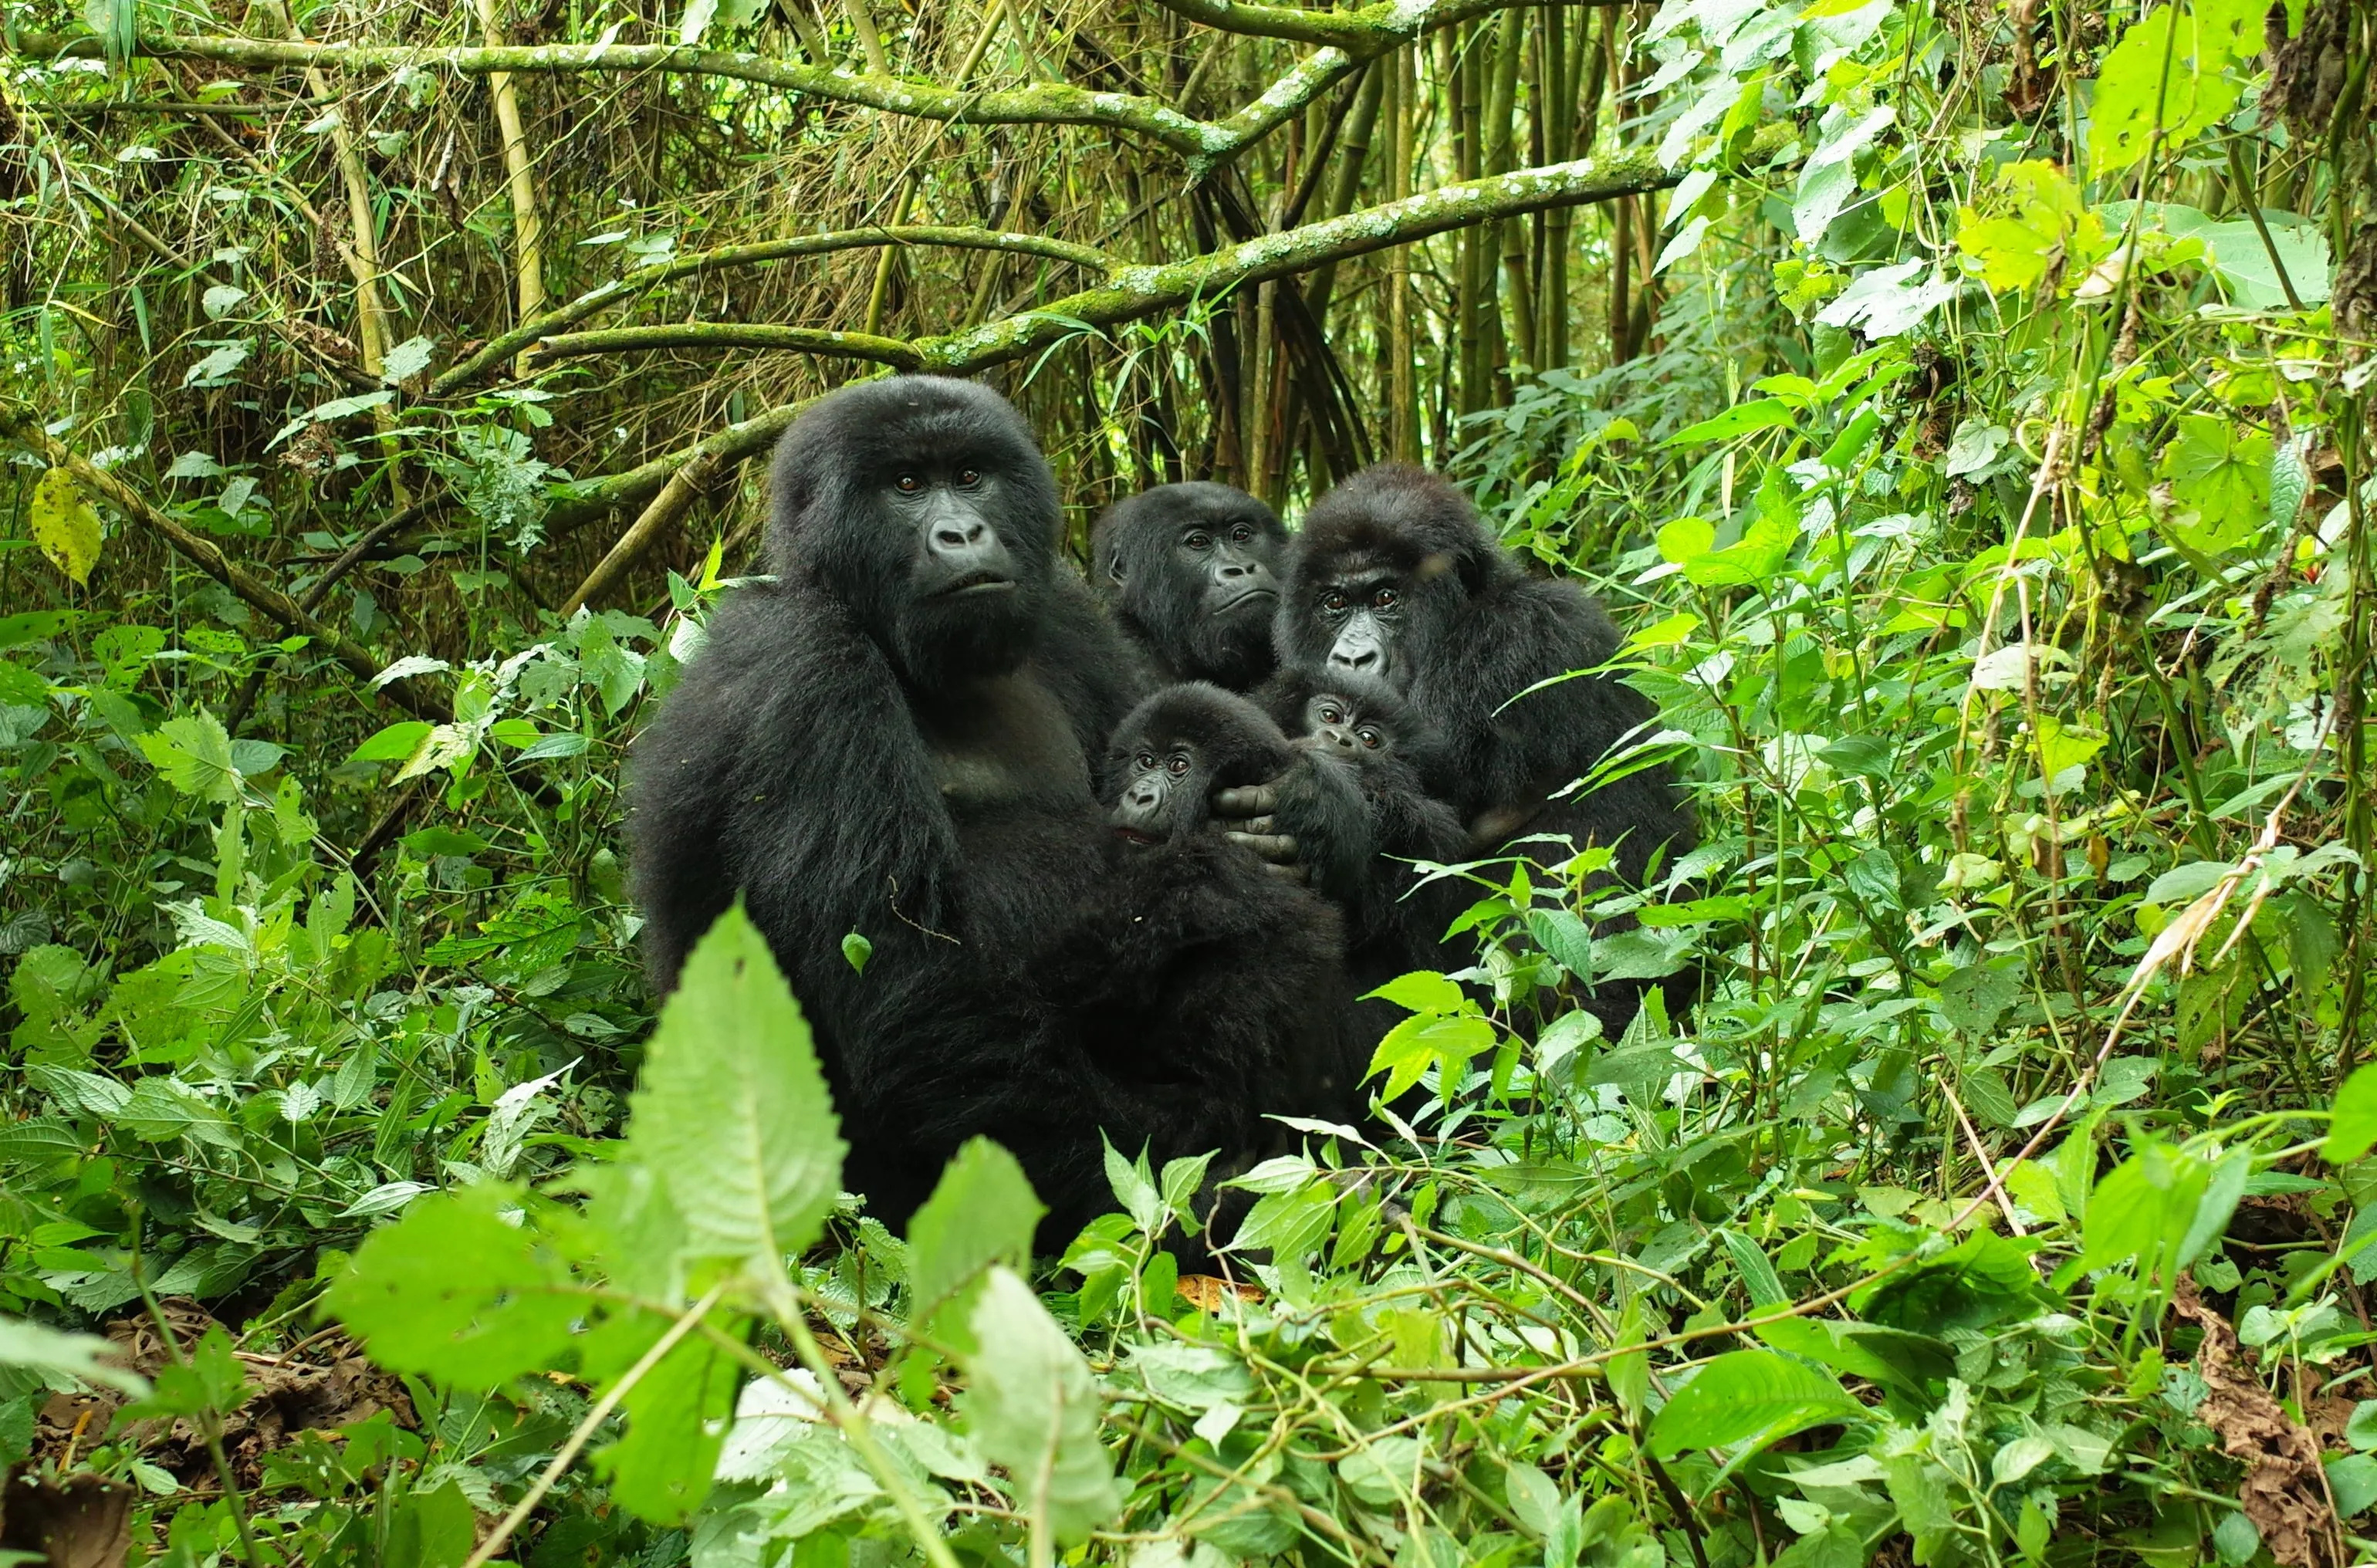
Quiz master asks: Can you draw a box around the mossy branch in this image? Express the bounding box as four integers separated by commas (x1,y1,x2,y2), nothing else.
535,323,925,367
544,130,1790,529
433,225,1115,395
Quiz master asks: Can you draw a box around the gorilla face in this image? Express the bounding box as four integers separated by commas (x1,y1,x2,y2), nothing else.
1301,688,1396,760
1309,554,1412,688
766,377,1059,690
1093,484,1285,689
1104,683,1294,846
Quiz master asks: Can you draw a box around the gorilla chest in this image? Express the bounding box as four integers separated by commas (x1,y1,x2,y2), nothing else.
912,671,1093,810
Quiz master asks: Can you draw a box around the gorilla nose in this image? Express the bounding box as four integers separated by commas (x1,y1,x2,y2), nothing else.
1219,557,1273,583
1330,644,1381,673
1320,727,1358,752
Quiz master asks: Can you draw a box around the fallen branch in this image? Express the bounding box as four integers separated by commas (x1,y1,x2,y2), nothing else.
0,404,448,724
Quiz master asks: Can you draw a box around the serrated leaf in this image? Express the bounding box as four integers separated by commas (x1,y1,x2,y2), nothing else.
584,1306,742,1523
907,1138,1043,1330
136,710,242,803
965,1268,1121,1546
1645,1350,1861,1458
624,904,845,1279
30,469,103,586
327,1184,583,1385
119,1077,241,1148
380,335,436,384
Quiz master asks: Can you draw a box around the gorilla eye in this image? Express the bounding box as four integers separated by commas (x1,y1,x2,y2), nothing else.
1317,704,1342,725
1231,524,1253,543
1166,753,1192,776
894,473,922,494
1357,727,1383,749
957,468,981,486
1321,590,1350,613
1136,752,1157,771
1184,531,1212,551
1374,586,1400,609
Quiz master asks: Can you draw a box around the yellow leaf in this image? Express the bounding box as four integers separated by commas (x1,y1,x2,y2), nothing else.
29,468,102,586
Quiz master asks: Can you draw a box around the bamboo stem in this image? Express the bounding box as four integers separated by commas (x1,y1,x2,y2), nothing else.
476,0,547,373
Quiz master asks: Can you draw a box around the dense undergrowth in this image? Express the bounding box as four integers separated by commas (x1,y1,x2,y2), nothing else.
8,0,2377,1560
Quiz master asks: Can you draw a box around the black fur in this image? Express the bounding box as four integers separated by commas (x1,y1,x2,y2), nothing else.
1273,463,1697,1032
627,377,1318,1242
1091,682,1361,1129
1091,483,1287,691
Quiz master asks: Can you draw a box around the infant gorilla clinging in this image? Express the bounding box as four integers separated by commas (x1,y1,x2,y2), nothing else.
1099,683,1372,1127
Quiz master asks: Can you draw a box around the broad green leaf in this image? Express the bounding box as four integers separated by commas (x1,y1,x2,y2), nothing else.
1645,1350,1860,1458
130,1324,248,1418
2159,414,2274,555
585,1306,744,1523
135,710,241,803
1754,1317,1953,1397
1665,399,1797,445
380,335,436,384
907,1137,1044,1331
2081,1142,2210,1278
119,1077,241,1149
624,904,846,1279
2327,1064,2377,1164
30,468,102,586
2089,0,2260,176
346,721,435,765
0,1315,150,1396
1367,1011,1496,1100
1851,1230,2046,1333
1363,970,1466,1015
965,1267,1121,1546
327,1184,583,1387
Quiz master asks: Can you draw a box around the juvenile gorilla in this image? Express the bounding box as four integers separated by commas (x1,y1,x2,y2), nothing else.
1265,669,1473,1060
1091,483,1286,691
627,377,1327,1239
1094,683,1363,1126
1252,464,1697,1032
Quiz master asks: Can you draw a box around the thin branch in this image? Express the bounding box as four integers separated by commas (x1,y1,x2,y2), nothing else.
560,453,723,616
535,323,924,367
477,0,549,370
432,225,1114,394
0,404,449,723
1148,0,1626,51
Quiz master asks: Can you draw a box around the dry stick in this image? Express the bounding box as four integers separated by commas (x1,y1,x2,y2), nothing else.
0,405,448,724
1939,1076,2023,1233
862,4,1009,338
460,1283,727,1568
477,0,547,374
561,453,722,615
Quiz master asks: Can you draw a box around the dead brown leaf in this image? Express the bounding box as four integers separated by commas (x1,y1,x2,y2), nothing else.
0,1472,134,1568
2172,1278,2341,1568
1177,1275,1263,1313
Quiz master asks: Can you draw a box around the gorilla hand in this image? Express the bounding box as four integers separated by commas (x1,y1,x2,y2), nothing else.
1209,778,1302,877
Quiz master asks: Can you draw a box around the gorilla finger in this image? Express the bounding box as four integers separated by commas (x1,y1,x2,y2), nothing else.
1225,831,1300,864
1260,862,1310,885
1211,783,1281,816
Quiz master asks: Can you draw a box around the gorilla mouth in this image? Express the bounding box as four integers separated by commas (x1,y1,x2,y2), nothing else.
1210,586,1276,617
1111,826,1163,847
936,571,1016,598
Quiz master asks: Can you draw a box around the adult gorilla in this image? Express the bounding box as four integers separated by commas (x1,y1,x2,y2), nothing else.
1242,464,1696,1031
627,377,1337,1239
1090,482,1286,691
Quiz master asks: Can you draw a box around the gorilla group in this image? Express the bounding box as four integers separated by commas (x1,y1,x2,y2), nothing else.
628,377,1692,1244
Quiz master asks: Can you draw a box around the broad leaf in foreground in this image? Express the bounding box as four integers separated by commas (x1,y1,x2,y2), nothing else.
1646,1349,1861,1460
966,1267,1121,1546
625,904,846,1279
907,1137,1044,1337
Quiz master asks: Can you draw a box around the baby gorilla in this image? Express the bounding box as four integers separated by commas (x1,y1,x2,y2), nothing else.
1096,684,1369,1127
1269,671,1475,1064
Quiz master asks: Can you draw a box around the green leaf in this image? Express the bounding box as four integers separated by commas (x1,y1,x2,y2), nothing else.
1851,1230,2046,1333
1645,1350,1861,1459
965,1268,1121,1546
327,1184,583,1386
119,1077,241,1149
624,904,846,1279
1367,1012,1496,1100
1665,399,1797,445
385,1479,475,1568
136,710,241,803
1684,470,1802,586
29,468,102,586
2088,1,2254,176
0,1316,150,1396
346,721,435,765
1362,970,1466,1015
2159,414,2274,555
585,1307,744,1524
906,1138,1044,1332
130,1325,249,1419
1754,1318,1954,1397
2326,1064,2377,1164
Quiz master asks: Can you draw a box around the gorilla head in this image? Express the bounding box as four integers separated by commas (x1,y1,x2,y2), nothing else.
768,376,1061,689
1091,483,1286,690
1276,462,1500,693
1286,672,1447,783
1105,683,1296,845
